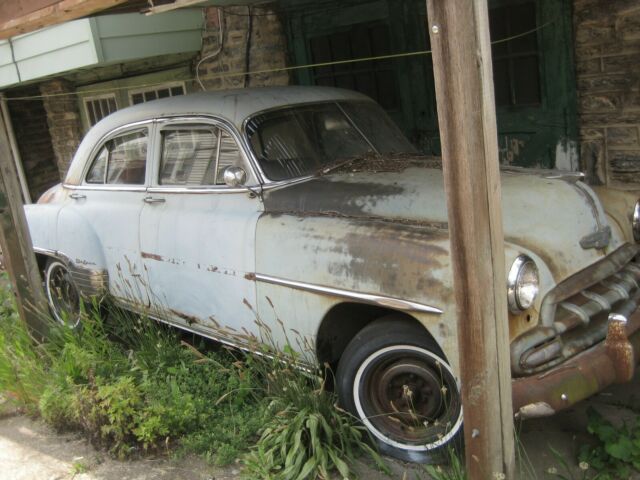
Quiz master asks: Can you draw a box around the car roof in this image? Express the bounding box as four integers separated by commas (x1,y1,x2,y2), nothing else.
65,86,372,185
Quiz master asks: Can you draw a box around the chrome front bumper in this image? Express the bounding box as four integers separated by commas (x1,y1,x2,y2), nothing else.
512,309,640,418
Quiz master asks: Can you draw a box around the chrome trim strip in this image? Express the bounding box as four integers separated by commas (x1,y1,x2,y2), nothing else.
65,185,147,192
33,247,108,298
80,120,154,185
146,186,250,195
153,114,263,186
254,273,442,314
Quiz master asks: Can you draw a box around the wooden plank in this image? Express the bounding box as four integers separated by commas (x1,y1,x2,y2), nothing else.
0,108,49,340
425,0,515,478
0,0,129,40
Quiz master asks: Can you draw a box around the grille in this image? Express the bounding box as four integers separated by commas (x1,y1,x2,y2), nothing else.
511,244,640,375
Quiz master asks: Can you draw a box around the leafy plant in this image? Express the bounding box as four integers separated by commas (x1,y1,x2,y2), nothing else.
241,321,388,480
1,277,386,476
576,407,640,480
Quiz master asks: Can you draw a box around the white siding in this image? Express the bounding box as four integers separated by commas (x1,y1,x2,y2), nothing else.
0,10,203,89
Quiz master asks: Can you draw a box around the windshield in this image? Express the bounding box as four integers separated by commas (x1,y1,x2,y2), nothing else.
245,101,417,181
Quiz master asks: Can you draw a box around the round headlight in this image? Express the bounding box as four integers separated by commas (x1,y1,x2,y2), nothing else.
507,255,539,313
633,200,640,243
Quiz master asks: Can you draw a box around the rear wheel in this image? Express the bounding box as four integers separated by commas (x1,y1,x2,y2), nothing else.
336,316,462,463
44,259,82,328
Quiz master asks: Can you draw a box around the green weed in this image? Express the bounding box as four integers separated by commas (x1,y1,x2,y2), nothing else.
0,275,386,476
422,448,467,480
575,407,640,480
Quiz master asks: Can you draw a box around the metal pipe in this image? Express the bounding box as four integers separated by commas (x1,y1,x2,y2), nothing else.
0,94,31,203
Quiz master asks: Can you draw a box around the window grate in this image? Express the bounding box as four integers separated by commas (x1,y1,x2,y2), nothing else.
84,95,118,126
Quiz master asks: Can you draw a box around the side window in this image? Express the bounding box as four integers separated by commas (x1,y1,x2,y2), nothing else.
86,130,148,185
159,126,246,186
160,129,219,185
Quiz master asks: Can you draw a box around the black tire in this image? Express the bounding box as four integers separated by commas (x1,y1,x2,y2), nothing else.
44,259,82,328
336,315,463,463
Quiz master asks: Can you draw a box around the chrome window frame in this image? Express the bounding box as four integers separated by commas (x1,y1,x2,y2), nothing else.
68,119,154,193
147,115,260,194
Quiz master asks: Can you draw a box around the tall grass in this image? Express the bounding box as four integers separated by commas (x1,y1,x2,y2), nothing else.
0,274,385,477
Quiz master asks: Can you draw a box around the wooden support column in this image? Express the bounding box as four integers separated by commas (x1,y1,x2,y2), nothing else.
425,0,515,478
0,109,50,340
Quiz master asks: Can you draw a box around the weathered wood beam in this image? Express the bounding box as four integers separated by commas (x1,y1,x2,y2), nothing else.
426,0,515,478
0,109,50,340
0,0,129,40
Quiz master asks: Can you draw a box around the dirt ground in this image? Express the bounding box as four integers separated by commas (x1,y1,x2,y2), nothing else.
1,373,639,480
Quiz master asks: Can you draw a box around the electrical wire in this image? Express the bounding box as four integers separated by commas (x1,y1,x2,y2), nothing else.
5,19,553,102
195,7,224,91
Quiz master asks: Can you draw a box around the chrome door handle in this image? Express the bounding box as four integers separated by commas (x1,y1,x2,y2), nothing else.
143,196,165,204
70,193,86,200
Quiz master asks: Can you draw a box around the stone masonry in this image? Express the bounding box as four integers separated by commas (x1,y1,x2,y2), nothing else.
574,0,640,187
195,4,289,92
40,79,84,178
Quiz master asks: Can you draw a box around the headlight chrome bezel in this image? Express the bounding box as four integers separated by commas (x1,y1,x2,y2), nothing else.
633,200,640,243
507,255,539,313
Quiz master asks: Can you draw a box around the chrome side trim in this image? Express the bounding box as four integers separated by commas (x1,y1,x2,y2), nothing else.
33,247,108,298
65,185,147,192
254,273,442,314
146,186,250,194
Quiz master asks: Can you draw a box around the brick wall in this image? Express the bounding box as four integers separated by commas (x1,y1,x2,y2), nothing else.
40,79,83,178
195,5,289,91
574,1,640,186
5,87,60,201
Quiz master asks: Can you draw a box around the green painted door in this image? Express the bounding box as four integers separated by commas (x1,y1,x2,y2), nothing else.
282,0,577,169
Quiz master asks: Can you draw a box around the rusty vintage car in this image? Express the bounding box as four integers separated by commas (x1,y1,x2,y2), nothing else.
25,86,640,462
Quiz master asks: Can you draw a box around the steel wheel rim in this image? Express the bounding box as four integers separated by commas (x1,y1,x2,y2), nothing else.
354,345,462,451
46,262,81,327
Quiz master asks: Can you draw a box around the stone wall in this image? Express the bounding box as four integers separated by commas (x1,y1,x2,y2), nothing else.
194,4,289,91
574,1,640,187
40,79,84,178
5,87,60,201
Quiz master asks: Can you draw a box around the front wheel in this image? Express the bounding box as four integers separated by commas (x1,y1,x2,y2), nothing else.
44,259,82,328
336,316,463,463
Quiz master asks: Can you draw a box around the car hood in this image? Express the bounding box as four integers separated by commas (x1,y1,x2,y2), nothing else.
262,166,624,281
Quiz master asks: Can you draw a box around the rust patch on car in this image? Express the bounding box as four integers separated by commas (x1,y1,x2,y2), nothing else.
141,252,164,262
339,221,453,301
264,209,448,231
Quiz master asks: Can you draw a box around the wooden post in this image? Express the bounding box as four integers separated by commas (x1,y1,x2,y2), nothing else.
0,108,50,340
425,0,515,478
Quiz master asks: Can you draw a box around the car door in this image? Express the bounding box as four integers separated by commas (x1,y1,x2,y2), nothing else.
139,117,263,344
60,122,152,308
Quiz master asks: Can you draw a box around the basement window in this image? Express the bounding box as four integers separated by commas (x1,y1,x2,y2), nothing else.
84,94,118,126
129,82,185,105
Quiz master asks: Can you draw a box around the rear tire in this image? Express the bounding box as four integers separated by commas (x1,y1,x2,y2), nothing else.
336,315,462,463
44,259,82,328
